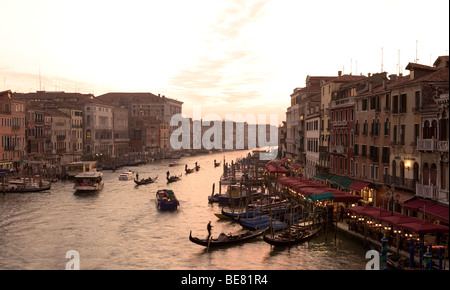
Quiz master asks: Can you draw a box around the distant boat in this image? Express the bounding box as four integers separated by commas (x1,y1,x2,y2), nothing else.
73,172,104,193
118,171,134,181
155,189,179,210
214,160,221,167
195,162,200,171
169,162,180,167
2,177,51,193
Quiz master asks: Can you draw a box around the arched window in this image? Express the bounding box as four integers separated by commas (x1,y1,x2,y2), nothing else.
423,163,429,185
440,111,448,141
413,162,419,183
431,120,438,139
86,129,91,139
400,161,405,184
430,163,437,186
423,120,430,138
392,160,397,181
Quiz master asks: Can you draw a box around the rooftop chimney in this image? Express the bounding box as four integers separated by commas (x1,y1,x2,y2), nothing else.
338,71,342,77
389,74,397,81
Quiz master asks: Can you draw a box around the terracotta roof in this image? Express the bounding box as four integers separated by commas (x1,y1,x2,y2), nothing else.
390,67,449,89
97,92,183,105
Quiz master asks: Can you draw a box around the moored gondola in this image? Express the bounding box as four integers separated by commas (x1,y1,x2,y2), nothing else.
189,228,267,247
263,226,321,247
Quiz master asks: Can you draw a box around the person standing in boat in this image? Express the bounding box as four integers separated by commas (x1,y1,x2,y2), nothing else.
207,221,212,239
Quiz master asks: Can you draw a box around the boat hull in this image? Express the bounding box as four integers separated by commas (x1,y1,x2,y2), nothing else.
189,228,267,247
263,227,321,247
156,189,179,210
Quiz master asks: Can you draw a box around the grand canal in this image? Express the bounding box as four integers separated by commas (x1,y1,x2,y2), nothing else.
0,150,368,270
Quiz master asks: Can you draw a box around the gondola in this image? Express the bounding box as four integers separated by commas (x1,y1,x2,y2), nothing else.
263,226,321,247
220,208,263,219
134,175,158,185
195,162,200,171
213,160,221,167
185,165,195,174
189,228,267,247
166,171,181,183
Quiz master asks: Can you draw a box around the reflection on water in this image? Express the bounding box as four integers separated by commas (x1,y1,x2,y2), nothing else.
0,151,367,270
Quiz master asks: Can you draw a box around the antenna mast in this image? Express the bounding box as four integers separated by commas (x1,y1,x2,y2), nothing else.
381,47,384,72
415,40,419,63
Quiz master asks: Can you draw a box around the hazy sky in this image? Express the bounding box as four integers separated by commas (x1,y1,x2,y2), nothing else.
1,0,449,122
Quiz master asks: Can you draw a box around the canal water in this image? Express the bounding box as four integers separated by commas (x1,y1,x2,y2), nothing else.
0,150,368,270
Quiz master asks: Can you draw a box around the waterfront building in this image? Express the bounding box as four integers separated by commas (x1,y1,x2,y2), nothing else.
328,78,360,189
43,108,72,164
304,92,321,179
352,72,393,205
96,92,183,134
318,73,367,175
129,116,166,155
83,98,115,156
286,76,335,174
112,106,130,157
384,58,449,220
25,105,46,162
57,106,84,163
0,90,27,171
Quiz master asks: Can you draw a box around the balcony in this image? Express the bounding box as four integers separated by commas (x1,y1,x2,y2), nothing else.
417,138,437,151
330,145,348,155
438,140,448,152
416,183,438,200
384,175,416,190
333,120,348,127
319,146,329,153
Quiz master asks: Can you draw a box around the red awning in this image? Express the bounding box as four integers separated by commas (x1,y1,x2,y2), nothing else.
396,222,449,235
349,181,370,191
420,203,449,223
345,205,449,234
265,162,289,174
404,199,435,211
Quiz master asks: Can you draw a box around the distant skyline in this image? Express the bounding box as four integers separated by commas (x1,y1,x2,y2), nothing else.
1,0,449,123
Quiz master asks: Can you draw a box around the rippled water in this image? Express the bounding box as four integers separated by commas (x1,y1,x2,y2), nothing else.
0,151,368,270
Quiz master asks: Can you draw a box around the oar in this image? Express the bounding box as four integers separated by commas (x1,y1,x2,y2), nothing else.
207,235,212,252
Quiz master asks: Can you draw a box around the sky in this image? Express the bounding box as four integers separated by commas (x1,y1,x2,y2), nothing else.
1,0,449,124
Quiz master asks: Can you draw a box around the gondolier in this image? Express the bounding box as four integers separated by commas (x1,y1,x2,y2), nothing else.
207,221,212,239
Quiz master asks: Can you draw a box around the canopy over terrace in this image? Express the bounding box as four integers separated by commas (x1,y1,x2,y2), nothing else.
265,161,290,175
404,199,449,224
346,205,449,234
278,177,362,204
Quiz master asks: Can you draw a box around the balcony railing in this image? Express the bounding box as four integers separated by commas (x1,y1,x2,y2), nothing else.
416,183,438,200
330,145,348,155
333,120,348,127
384,175,416,190
438,140,448,152
417,138,437,151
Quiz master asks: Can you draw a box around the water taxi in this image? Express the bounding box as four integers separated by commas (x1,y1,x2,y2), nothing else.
155,189,179,210
118,171,134,180
73,172,104,192
67,161,98,177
